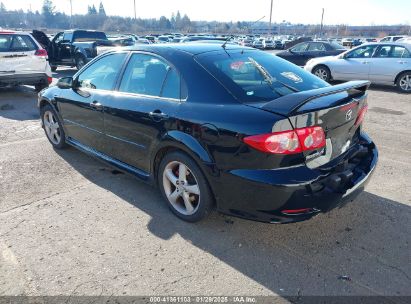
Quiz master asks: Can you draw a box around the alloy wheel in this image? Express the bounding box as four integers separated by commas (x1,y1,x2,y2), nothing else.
399,74,411,91
43,111,61,145
314,68,329,81
162,161,200,215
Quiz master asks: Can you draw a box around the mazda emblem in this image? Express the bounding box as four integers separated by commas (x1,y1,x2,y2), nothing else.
346,109,353,121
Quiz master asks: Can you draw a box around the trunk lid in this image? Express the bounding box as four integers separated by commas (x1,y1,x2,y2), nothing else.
250,81,370,166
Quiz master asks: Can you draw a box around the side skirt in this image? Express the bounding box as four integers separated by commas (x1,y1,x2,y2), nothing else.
66,137,152,183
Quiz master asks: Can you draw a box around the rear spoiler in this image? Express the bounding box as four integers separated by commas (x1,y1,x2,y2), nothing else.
262,81,370,116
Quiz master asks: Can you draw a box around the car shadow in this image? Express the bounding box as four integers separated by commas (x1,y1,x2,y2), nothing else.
54,147,411,297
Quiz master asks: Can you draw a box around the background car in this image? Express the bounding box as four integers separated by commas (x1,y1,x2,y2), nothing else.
276,41,346,66
0,30,52,91
38,44,377,224
305,42,411,92
380,36,407,42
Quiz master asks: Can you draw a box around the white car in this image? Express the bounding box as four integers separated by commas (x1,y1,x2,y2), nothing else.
380,36,407,42
305,42,411,92
0,30,52,91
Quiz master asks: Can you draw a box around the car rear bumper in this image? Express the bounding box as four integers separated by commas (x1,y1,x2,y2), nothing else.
213,132,378,223
0,73,50,87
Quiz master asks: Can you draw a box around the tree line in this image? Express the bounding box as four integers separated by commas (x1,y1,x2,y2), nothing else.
0,0,410,36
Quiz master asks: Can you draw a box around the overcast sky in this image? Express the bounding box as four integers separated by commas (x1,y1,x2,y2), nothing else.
2,0,411,25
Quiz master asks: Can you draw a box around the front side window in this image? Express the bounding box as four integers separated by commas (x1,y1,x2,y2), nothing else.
76,53,127,90
53,33,63,43
62,32,73,42
346,45,377,58
119,53,181,99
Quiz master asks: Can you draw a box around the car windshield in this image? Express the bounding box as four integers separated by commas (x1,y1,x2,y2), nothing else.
195,49,328,103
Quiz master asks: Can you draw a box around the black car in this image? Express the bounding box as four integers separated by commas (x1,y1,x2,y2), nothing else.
38,44,378,224
276,41,346,66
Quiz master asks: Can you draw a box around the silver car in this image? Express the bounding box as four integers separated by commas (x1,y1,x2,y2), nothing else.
305,42,411,92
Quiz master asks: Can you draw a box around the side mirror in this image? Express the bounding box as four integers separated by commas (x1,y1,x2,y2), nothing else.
57,77,73,89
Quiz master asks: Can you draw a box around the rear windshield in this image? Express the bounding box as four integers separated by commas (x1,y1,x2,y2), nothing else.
72,31,107,42
195,49,328,103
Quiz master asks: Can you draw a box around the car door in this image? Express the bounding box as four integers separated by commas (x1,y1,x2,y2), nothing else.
59,32,73,63
50,32,63,63
55,52,128,153
332,45,378,81
369,45,411,84
103,52,183,172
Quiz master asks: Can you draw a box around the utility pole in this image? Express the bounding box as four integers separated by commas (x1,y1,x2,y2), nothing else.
69,0,73,28
320,8,324,37
133,0,137,20
269,0,273,36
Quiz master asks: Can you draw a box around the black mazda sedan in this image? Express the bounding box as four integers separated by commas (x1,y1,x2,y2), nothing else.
38,44,378,223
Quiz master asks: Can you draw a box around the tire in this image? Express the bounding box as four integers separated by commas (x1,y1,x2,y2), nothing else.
75,55,86,70
312,65,331,82
396,72,411,93
158,151,214,222
51,65,58,72
40,104,67,149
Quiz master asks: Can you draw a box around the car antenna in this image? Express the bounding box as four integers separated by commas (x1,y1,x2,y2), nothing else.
221,35,234,49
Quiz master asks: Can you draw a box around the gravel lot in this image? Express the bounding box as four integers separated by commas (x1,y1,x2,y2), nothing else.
0,68,410,299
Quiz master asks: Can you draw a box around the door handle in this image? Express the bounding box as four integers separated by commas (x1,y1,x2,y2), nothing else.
398,61,407,64
149,110,169,121
90,101,103,111
362,61,370,64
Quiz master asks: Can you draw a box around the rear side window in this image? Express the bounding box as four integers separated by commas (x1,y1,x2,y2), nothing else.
73,31,107,42
0,35,12,52
0,34,37,52
392,46,410,58
119,53,182,99
10,35,37,51
195,49,328,103
308,43,325,51
77,53,127,90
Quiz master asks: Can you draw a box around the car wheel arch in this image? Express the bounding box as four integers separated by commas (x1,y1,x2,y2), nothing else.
151,131,216,182
38,98,66,132
394,70,411,84
313,64,332,80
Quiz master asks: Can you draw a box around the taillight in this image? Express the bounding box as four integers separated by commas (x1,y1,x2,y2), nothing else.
243,126,326,154
355,104,368,126
47,77,52,84
35,49,48,57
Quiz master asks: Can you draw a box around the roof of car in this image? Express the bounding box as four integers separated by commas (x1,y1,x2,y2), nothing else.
361,42,411,48
121,43,248,56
